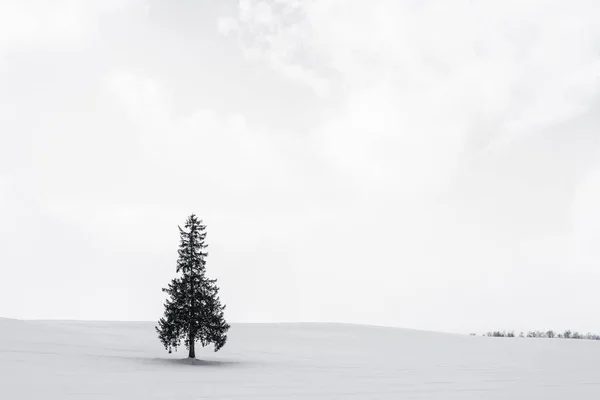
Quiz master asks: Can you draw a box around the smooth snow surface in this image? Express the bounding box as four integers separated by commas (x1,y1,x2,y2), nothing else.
1,319,599,399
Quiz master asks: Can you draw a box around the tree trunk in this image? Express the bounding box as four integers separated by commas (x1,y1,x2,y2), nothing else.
188,226,196,359
188,334,196,358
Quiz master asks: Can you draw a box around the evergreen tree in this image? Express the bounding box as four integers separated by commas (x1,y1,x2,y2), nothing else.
156,214,230,358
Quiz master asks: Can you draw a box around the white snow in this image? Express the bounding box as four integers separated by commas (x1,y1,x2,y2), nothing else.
1,318,599,399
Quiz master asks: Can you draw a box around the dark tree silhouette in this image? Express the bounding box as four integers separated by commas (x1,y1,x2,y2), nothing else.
156,214,230,358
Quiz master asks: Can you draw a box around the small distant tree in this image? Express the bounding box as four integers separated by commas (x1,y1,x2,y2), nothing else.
564,330,572,339
546,330,555,339
519,332,524,338
507,331,515,338
156,214,230,358
572,332,581,339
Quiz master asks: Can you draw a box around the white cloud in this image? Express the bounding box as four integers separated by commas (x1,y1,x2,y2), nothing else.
569,159,600,269
0,0,145,52
221,0,600,189
43,69,313,247
219,0,331,97
106,70,297,194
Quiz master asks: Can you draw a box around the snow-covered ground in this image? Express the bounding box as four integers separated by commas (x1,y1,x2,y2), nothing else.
1,318,599,399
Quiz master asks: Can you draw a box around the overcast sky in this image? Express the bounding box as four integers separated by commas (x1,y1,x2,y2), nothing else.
1,0,600,334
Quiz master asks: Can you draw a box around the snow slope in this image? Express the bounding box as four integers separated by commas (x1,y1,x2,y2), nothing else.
1,318,599,399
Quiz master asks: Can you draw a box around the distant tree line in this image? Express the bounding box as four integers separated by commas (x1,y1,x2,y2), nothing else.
471,330,600,340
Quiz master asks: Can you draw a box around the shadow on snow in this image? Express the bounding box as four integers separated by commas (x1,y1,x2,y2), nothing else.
148,357,243,367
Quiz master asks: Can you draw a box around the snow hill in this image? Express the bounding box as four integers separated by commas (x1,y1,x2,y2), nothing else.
1,318,599,399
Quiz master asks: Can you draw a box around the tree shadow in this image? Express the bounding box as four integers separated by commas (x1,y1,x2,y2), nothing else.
148,357,243,368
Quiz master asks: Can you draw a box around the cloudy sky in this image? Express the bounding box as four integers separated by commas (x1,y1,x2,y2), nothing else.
1,0,600,334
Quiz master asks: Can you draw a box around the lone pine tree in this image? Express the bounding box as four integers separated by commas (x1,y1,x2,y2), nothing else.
156,214,230,358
